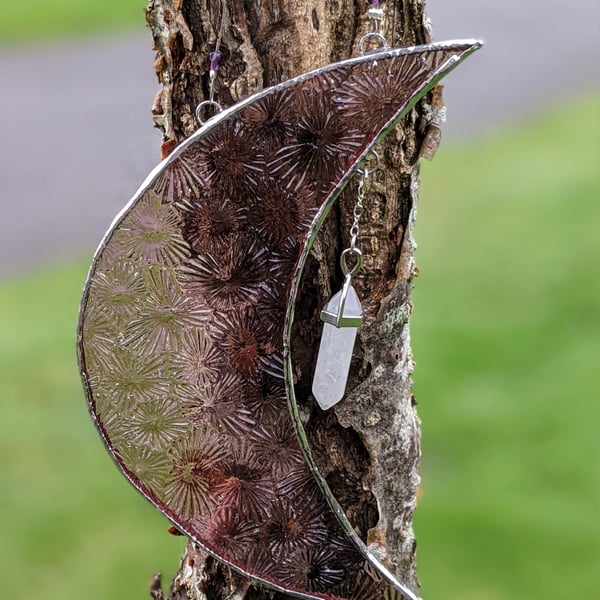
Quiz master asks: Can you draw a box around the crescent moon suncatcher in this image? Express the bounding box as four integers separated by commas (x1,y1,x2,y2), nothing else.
77,40,481,600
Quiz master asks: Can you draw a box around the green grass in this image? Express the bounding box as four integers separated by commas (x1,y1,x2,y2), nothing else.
0,264,186,598
0,94,598,598
0,0,147,44
413,95,600,599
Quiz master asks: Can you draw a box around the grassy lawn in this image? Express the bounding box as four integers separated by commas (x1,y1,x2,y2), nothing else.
0,0,147,43
0,264,187,598
0,94,598,597
413,95,599,599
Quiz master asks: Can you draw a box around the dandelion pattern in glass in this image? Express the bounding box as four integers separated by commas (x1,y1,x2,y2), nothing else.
78,41,481,600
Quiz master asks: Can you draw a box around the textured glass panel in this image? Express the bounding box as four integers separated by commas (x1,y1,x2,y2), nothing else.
78,41,481,600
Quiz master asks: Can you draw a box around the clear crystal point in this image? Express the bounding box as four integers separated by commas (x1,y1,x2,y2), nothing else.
312,322,358,410
312,284,362,410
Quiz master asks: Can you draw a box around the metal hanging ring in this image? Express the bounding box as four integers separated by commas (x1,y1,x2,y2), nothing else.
358,32,388,54
357,150,380,177
341,247,363,277
196,100,223,125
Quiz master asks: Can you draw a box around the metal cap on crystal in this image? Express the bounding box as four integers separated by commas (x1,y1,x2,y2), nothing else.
320,282,363,328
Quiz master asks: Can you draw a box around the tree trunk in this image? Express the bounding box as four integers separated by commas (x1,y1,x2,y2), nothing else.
145,1,435,598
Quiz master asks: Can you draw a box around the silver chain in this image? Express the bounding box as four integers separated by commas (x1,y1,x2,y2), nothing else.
340,149,379,278
348,3,387,270
350,174,366,251
340,174,366,277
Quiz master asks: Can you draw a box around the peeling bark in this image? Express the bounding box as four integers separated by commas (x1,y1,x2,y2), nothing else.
145,1,437,598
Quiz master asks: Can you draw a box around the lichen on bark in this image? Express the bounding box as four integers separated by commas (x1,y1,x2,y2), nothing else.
145,1,438,598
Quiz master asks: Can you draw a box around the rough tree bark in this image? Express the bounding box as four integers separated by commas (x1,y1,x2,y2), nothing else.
145,1,437,598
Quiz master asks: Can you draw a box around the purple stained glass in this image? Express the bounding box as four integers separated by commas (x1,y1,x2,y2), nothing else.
78,40,481,600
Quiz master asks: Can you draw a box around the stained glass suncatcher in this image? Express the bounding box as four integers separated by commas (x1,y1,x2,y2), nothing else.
78,41,481,600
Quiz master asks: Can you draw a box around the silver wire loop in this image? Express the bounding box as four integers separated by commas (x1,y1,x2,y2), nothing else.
197,0,226,126
195,100,223,124
358,32,388,53
357,150,380,176
341,247,363,277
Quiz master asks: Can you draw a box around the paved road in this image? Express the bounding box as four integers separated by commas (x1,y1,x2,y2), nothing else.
426,0,599,137
0,33,160,277
0,1,598,277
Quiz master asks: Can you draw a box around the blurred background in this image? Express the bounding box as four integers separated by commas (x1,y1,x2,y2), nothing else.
0,1,598,598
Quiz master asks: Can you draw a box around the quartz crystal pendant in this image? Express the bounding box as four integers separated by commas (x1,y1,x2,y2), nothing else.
313,280,363,410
